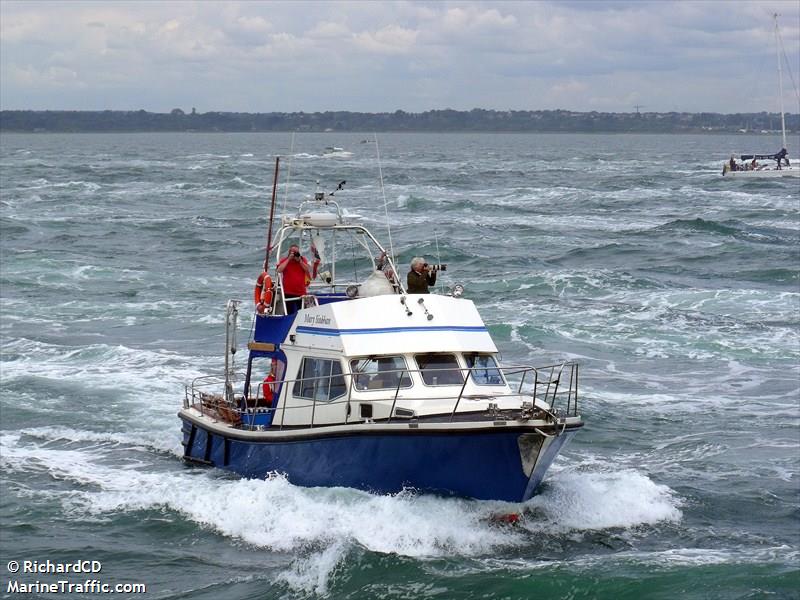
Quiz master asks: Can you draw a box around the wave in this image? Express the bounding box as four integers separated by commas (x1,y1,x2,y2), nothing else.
0,338,210,404
183,154,232,159
52,180,102,192
653,218,795,245
322,150,353,158
229,176,263,189
733,268,799,284
656,217,740,235
524,467,682,532
0,218,29,235
18,426,179,456
0,429,683,595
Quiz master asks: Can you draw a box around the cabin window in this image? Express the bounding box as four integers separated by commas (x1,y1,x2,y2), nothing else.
466,354,504,386
350,356,412,391
414,353,464,386
292,357,346,402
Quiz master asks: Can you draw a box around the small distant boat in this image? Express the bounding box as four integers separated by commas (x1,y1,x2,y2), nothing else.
324,146,345,153
178,159,584,502
723,14,799,178
722,149,796,178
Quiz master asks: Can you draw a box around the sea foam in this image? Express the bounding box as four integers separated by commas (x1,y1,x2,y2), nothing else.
0,428,684,595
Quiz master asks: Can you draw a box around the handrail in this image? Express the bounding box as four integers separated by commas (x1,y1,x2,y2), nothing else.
448,374,472,423
183,361,580,430
345,367,356,425
386,375,404,424
187,363,575,399
269,222,407,302
518,368,527,395
187,363,578,403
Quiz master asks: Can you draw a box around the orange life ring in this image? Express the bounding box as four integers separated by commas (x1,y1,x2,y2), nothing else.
254,272,273,314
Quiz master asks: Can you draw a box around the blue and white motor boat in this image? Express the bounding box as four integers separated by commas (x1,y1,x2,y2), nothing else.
179,167,584,502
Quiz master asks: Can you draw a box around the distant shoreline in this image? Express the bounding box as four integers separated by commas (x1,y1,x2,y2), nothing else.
1,109,797,135
1,130,792,137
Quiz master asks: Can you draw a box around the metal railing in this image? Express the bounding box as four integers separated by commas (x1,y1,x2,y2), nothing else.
183,362,579,431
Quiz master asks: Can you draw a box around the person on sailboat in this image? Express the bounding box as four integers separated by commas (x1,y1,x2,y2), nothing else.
277,244,314,314
776,148,788,169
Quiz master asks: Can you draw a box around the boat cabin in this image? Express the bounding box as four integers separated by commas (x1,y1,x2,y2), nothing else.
232,196,519,428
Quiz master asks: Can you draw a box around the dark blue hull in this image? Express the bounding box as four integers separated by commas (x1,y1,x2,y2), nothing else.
180,415,578,502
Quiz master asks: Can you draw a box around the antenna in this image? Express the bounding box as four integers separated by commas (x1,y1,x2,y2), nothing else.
281,131,295,216
433,229,444,294
634,104,646,115
774,13,787,150
264,156,280,269
375,133,397,269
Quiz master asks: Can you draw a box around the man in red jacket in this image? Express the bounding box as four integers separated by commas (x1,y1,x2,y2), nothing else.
277,244,314,314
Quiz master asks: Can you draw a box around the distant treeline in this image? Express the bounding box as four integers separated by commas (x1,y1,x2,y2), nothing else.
1,108,798,134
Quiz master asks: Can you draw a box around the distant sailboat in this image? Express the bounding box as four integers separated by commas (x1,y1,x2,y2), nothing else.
723,14,799,178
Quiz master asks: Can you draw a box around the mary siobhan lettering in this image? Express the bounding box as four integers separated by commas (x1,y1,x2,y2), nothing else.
303,314,331,325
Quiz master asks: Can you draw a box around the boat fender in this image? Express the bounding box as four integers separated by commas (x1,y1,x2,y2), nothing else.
254,272,273,314
487,512,521,526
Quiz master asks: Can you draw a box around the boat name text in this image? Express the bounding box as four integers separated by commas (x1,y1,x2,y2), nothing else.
303,314,331,325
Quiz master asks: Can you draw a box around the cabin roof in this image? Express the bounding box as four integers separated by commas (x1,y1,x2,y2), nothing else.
288,294,497,356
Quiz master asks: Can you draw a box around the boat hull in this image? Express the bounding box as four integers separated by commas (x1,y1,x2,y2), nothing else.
179,413,579,502
723,167,800,178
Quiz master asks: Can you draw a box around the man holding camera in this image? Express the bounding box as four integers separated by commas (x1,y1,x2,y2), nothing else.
407,256,437,294
277,243,316,314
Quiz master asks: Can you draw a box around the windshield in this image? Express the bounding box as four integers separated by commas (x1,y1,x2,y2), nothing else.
350,356,412,391
466,354,504,386
415,354,464,386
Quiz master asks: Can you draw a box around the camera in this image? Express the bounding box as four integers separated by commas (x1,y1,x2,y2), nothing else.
291,251,300,258
424,263,447,272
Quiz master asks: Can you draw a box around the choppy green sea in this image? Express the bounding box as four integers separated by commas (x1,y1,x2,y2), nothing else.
1,132,799,599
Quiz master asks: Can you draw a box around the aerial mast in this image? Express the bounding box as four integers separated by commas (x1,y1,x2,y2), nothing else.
775,13,787,151
264,156,280,270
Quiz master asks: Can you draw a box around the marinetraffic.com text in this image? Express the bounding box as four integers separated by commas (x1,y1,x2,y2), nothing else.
5,560,146,595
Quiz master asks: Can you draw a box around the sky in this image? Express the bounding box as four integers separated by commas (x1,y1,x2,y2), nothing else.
1,0,799,114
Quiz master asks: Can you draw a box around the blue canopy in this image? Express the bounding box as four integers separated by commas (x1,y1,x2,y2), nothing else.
740,148,787,161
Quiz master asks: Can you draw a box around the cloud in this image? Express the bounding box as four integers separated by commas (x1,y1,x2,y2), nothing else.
550,80,589,96
306,21,350,40
5,63,82,89
441,6,517,33
232,15,271,35
353,25,418,55
0,10,46,44
1,0,798,113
